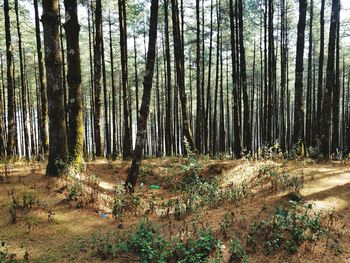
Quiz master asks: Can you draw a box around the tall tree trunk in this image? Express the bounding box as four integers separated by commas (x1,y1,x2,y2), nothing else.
205,0,214,154
101,35,111,158
229,0,241,158
4,0,15,157
171,0,196,153
118,0,133,159
64,0,84,167
0,54,4,157
195,0,202,153
332,3,341,153
321,0,339,158
238,0,251,153
280,0,287,151
164,0,173,156
93,0,103,157
15,0,30,159
109,14,117,158
306,0,313,147
126,0,158,193
267,0,274,145
42,0,68,176
34,0,49,157
317,0,325,141
293,0,307,148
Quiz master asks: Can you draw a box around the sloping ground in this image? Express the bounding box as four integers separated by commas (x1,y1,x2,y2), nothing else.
0,159,349,262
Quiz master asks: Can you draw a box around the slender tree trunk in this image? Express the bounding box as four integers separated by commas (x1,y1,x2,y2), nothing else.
4,0,15,157
126,0,158,193
306,0,313,147
42,0,68,176
195,0,202,153
205,0,214,154
93,0,103,157
109,14,117,158
164,0,173,156
101,35,111,158
64,0,84,167
332,3,341,153
317,0,325,141
34,0,49,157
119,0,133,159
238,0,251,153
15,0,30,159
229,0,241,158
59,4,68,137
321,0,339,158
293,0,307,148
171,0,196,153
0,54,4,157
280,0,286,151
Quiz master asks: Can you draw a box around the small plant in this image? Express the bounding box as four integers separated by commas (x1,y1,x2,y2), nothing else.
229,239,248,263
174,228,218,263
22,192,37,214
111,183,127,220
130,219,172,262
247,202,326,255
140,163,153,177
7,188,18,224
91,231,128,260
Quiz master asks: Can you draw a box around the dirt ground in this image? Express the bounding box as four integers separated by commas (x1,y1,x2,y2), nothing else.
0,158,349,262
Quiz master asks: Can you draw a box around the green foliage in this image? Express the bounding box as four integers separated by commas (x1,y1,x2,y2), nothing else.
247,202,326,255
140,163,154,177
256,163,304,193
174,229,218,263
92,219,219,263
22,192,37,213
67,182,83,201
91,232,128,260
129,219,172,262
229,239,248,263
111,183,127,220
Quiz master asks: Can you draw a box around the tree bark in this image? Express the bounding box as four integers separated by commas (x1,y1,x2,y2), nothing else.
42,0,68,176
34,0,49,157
229,0,241,158
4,0,15,157
126,0,158,193
118,0,133,159
93,0,103,157
293,0,307,147
321,0,339,158
64,0,84,167
171,0,196,153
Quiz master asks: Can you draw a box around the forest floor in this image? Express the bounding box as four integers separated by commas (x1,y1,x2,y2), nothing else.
0,157,349,262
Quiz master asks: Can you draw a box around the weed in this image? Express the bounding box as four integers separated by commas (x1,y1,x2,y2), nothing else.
174,228,218,263
229,239,248,263
247,202,326,255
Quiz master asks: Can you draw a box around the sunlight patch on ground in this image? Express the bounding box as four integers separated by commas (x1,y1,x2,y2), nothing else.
301,172,350,196
99,181,114,191
310,197,348,212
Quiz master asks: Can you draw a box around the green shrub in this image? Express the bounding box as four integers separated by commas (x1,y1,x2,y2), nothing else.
174,228,218,263
229,239,248,263
247,202,326,255
130,219,172,262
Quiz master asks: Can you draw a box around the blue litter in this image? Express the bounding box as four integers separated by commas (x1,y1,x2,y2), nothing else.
101,213,108,219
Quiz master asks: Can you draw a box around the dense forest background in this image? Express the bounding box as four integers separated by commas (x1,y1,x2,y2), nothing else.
0,0,349,166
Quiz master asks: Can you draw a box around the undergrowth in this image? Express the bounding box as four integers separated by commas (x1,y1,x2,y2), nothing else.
91,218,220,263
